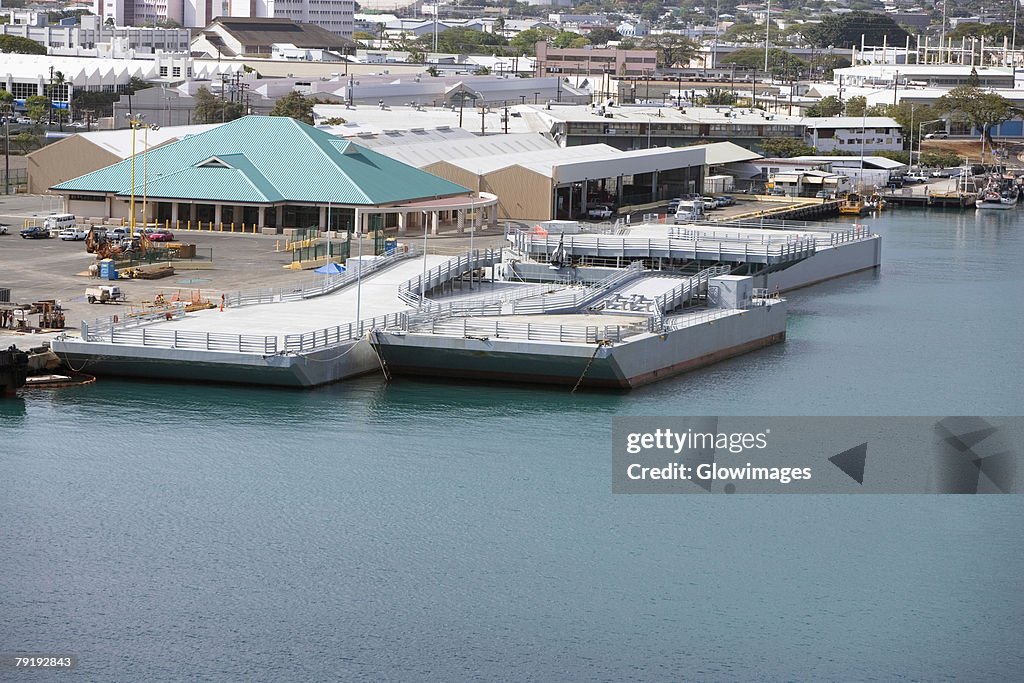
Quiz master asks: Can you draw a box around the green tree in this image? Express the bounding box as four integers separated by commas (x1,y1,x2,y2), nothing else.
805,95,843,117
702,88,737,106
353,31,376,46
552,31,590,49
722,48,807,79
640,34,699,69
12,131,42,154
0,35,46,55
920,151,963,168
586,27,620,45
25,95,50,126
193,86,244,124
761,137,816,157
509,27,558,56
803,12,909,49
269,90,315,125
844,95,867,117
418,27,508,54
933,85,1023,146
720,23,766,44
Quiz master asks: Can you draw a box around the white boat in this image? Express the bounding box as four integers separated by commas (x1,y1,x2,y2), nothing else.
975,184,1019,210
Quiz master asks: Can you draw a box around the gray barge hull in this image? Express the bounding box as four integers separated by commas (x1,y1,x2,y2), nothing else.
50,338,382,388
375,303,786,389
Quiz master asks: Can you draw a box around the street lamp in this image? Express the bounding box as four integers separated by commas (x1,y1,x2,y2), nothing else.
142,123,160,232
917,119,944,169
124,113,145,235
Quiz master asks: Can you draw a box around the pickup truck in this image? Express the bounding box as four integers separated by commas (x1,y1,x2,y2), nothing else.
20,226,51,239
587,205,613,219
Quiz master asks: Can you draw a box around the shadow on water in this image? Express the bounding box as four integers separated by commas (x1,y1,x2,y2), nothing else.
0,396,27,421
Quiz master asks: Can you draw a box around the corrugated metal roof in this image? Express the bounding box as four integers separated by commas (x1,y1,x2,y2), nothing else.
372,133,557,168
693,141,763,165
53,116,469,205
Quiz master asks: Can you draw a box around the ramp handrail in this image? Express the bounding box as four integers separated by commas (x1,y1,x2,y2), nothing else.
80,303,188,342
652,265,732,315
397,249,502,308
510,261,646,314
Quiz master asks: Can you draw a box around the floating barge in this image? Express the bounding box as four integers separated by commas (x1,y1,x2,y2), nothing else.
51,218,881,390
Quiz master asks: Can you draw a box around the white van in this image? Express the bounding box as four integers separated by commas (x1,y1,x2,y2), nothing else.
43,213,77,237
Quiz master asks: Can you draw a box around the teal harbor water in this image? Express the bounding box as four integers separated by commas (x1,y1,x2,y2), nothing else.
2,207,1023,681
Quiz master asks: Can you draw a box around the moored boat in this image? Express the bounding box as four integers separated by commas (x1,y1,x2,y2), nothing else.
838,193,866,215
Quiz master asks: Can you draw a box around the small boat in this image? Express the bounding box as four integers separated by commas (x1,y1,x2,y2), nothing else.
975,183,1019,210
838,193,866,215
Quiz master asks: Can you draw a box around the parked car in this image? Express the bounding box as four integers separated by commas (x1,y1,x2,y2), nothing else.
713,195,736,207
667,198,681,211
699,196,717,210
887,177,905,189
924,132,948,139
587,205,613,219
105,227,130,240
814,190,835,199
904,174,929,184
145,228,174,242
20,226,51,239
16,117,33,125
767,187,787,196
60,227,88,241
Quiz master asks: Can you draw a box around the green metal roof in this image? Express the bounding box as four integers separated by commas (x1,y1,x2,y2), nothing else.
53,115,470,205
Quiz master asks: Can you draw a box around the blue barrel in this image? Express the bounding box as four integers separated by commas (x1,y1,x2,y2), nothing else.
384,238,397,255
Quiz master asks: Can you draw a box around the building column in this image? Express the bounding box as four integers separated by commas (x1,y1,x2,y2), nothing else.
457,208,465,233
189,203,198,223
651,170,659,201
257,206,265,229
276,205,284,228
616,175,624,205
581,179,589,212
488,204,498,227
319,205,327,231
170,202,179,225
431,211,439,235
214,204,222,227
397,212,407,235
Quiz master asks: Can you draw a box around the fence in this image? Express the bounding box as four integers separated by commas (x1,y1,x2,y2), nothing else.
225,247,417,308
406,316,647,344
282,313,404,352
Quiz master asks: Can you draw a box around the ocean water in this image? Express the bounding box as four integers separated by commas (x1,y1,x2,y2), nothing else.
2,207,1023,681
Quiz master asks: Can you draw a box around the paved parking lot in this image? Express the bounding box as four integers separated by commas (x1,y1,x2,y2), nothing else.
0,194,508,322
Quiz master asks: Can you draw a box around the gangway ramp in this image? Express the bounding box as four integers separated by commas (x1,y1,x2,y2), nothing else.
589,276,690,313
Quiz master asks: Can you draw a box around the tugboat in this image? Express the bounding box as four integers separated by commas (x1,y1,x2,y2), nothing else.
0,345,29,396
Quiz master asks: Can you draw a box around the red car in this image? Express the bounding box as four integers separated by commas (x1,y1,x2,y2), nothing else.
145,229,174,242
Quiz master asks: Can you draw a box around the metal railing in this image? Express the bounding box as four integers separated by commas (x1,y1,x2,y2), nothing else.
652,265,732,315
224,247,417,308
81,304,188,342
397,249,503,308
282,312,404,352
510,261,646,314
105,327,279,354
655,308,736,332
406,316,647,344
508,231,817,266
669,224,873,248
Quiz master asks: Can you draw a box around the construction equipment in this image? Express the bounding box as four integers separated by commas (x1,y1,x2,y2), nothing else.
85,227,153,261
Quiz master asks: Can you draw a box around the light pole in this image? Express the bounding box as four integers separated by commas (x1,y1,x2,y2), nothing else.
142,123,159,232
917,119,944,169
124,113,146,235
764,0,771,75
